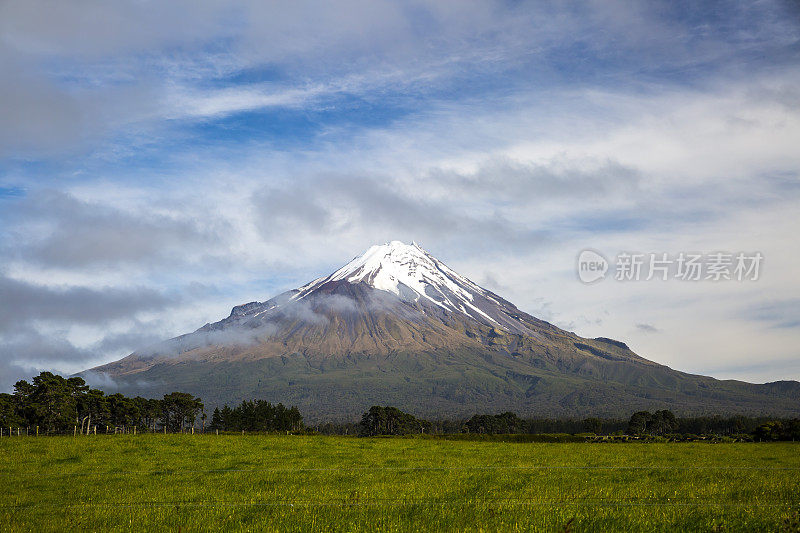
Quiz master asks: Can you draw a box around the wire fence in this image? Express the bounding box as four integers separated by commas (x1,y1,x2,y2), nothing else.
0,428,787,442
0,426,222,437
2,498,799,510
3,464,800,480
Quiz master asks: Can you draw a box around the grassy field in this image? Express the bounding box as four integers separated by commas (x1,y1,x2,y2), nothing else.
1,435,798,532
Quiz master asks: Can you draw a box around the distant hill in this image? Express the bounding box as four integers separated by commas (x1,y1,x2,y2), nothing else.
87,241,800,422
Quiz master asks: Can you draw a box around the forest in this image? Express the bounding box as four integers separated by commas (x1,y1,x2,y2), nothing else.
208,400,303,432
0,372,203,434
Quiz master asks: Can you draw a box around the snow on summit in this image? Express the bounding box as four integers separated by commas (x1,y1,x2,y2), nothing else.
293,241,500,323
220,240,541,336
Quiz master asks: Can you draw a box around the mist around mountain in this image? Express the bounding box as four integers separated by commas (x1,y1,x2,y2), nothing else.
88,242,800,422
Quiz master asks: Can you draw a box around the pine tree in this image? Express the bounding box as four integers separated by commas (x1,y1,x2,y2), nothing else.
209,407,223,431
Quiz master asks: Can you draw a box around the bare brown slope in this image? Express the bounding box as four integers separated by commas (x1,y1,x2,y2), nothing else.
94,280,651,375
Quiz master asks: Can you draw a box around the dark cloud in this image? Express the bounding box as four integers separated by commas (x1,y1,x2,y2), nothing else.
0,274,176,333
0,1,232,155
0,190,231,392
2,190,227,268
0,52,160,157
1,327,95,364
0,274,186,391
0,327,102,391
0,359,37,393
0,188,233,391
636,323,660,333
428,157,641,203
0,320,184,393
746,299,800,329
0,1,230,58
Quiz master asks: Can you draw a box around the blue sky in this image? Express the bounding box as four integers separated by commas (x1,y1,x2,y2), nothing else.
1,0,799,389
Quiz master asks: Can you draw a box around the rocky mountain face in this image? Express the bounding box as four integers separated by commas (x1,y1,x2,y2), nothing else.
89,242,800,422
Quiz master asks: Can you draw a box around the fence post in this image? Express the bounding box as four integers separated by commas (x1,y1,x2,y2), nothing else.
134,426,136,436
94,426,96,435
164,426,166,435
18,428,20,436
74,426,77,437
191,427,194,435
35,426,38,437
216,429,219,436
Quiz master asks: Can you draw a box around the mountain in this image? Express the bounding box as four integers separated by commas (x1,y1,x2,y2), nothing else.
88,241,800,422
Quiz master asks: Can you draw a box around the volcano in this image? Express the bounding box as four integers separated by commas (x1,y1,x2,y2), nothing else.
89,241,800,421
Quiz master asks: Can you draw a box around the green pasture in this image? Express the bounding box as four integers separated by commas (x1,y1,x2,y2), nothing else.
1,435,798,531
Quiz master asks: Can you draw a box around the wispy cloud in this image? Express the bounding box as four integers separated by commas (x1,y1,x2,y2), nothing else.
746,299,800,330
170,84,329,119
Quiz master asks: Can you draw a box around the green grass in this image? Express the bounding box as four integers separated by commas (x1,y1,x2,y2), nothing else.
1,436,799,531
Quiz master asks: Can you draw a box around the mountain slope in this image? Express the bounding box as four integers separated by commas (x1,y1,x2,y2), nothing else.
89,241,800,421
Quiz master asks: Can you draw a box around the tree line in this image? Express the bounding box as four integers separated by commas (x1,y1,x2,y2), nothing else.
208,400,303,432
622,410,799,440
1,372,308,435
358,406,431,436
347,406,800,440
0,372,203,434
3,373,795,440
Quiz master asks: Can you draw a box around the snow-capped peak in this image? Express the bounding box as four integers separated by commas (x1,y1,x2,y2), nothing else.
292,241,502,324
